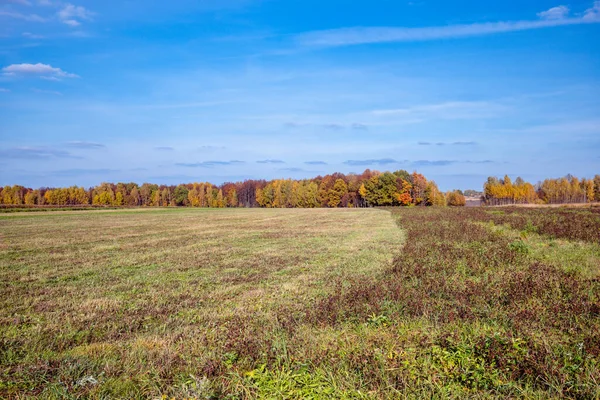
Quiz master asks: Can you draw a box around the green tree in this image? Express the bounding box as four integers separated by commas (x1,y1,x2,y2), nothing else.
174,185,189,206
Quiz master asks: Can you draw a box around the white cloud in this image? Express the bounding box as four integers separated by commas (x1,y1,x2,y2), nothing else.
584,1,600,20
31,88,63,95
372,101,503,120
538,5,570,20
7,0,32,5
63,19,79,26
22,32,44,39
2,63,78,79
66,141,105,148
57,4,93,27
296,3,600,47
0,10,45,22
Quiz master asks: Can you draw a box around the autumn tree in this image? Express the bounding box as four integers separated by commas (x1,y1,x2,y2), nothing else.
1,185,26,205
411,172,428,206
7,168,463,210
128,187,141,206
140,183,156,206
425,181,446,206
580,178,594,203
328,179,348,208
446,190,466,206
24,190,39,205
396,178,413,206
93,183,116,206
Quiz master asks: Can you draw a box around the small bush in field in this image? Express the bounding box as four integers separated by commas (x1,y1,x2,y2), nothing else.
509,240,530,254
367,313,390,327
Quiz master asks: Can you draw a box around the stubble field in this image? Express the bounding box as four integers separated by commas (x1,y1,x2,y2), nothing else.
1,207,599,399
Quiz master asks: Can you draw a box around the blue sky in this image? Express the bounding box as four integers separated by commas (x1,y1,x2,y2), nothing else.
1,0,599,191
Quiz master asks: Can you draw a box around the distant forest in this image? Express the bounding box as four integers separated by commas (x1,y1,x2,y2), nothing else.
483,175,600,205
0,170,456,208
1,171,599,208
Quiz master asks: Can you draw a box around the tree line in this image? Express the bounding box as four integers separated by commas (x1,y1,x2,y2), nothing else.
0,169,467,208
483,175,600,205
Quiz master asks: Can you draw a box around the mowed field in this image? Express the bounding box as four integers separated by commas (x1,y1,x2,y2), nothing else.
0,208,404,398
1,207,599,399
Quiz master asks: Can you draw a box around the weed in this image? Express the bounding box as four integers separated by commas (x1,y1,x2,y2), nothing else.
509,240,530,254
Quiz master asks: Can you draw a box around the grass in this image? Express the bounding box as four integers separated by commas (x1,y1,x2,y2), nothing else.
0,208,403,398
1,207,599,398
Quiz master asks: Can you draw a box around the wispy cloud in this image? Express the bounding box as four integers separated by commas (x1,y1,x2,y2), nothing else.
65,141,105,149
2,63,78,79
57,4,93,27
373,101,500,119
418,141,478,146
344,158,401,166
7,0,33,5
0,88,10,93
465,160,494,164
154,146,174,151
257,159,285,164
538,5,570,20
351,123,368,130
132,101,232,110
284,122,357,130
176,160,245,168
411,160,494,167
452,141,478,146
584,1,600,20
278,167,307,172
296,3,600,47
284,122,309,128
495,119,600,136
53,168,118,177
0,146,81,159
22,32,44,39
304,161,328,165
0,10,45,22
341,158,493,168
31,88,62,95
411,160,456,167
199,145,226,151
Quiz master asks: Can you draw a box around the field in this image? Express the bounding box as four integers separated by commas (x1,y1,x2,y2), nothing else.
1,207,599,398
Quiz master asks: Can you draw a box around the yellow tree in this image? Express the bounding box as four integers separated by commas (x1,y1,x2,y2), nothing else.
115,192,124,206
584,179,595,202
24,191,37,205
328,179,348,208
425,181,446,206
188,185,200,207
216,189,225,208
446,190,466,206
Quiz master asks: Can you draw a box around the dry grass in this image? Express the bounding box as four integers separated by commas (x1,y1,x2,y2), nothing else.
1,207,598,399
0,208,403,398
